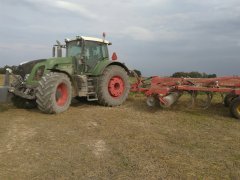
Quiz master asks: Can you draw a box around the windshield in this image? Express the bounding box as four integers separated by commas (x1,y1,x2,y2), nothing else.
66,40,82,57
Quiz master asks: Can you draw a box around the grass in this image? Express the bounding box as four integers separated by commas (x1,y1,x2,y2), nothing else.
0,75,240,179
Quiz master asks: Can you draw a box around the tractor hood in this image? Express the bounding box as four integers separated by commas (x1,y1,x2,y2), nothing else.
15,59,46,78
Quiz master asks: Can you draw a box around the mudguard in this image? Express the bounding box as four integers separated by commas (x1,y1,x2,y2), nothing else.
91,60,129,76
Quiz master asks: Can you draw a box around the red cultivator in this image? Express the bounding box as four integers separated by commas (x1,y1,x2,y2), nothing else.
131,75,240,119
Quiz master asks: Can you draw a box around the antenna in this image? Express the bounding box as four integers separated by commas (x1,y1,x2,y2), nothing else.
103,32,106,42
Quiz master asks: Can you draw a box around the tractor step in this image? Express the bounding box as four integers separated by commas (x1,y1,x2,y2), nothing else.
76,75,98,101
86,77,98,101
87,92,98,101
88,85,94,89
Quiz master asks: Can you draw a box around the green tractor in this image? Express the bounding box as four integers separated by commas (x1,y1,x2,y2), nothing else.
1,35,130,113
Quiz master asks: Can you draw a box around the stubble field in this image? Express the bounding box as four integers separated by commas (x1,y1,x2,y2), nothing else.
0,75,240,179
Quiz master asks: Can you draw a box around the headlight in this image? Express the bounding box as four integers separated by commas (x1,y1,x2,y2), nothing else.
34,66,45,80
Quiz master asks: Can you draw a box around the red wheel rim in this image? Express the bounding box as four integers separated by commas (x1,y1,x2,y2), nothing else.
108,76,125,98
56,83,68,106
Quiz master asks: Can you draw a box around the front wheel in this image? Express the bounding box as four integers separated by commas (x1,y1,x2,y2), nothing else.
36,72,72,114
97,66,130,106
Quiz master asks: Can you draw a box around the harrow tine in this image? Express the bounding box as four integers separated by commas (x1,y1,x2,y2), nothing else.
220,93,225,104
190,91,197,108
203,93,212,109
189,91,212,109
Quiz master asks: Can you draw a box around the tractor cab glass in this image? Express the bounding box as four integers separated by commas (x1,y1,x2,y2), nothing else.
84,41,109,71
66,40,82,57
66,40,109,72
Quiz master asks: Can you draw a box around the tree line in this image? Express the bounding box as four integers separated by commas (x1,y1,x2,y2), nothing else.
129,70,216,78
0,65,18,74
171,71,217,78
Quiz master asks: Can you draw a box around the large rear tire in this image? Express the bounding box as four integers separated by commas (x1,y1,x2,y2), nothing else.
36,72,72,114
97,65,130,106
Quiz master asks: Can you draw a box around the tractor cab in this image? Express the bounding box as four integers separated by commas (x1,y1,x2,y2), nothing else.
53,36,112,73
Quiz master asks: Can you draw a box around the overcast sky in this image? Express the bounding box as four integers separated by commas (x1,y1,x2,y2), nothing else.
0,0,239,76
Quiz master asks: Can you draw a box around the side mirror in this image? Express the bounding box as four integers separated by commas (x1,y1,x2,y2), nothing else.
52,46,56,57
112,52,118,61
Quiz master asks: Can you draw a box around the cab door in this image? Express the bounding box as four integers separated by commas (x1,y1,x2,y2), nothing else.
66,40,85,74
84,41,108,72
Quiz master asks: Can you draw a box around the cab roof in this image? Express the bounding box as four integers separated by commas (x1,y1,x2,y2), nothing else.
66,36,111,45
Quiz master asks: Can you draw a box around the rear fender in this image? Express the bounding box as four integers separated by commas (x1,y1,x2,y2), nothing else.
92,61,129,76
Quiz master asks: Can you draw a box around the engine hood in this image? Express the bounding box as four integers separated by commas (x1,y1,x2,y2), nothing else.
15,59,46,78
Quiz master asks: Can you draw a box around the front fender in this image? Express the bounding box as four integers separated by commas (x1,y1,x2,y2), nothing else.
26,57,75,86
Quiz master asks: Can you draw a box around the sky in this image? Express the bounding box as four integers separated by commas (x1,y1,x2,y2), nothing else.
0,0,240,76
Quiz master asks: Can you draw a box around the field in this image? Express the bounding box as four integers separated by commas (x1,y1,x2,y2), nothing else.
0,75,240,179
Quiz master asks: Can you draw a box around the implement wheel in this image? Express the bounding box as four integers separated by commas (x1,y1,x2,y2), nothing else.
97,65,130,106
224,93,238,107
36,72,72,114
230,96,240,119
146,95,159,107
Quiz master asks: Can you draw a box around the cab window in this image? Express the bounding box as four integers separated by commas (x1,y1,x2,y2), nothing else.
84,41,109,70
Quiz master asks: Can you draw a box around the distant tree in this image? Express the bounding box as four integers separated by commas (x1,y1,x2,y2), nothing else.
207,74,217,78
172,72,188,78
133,69,141,77
171,71,217,78
188,71,202,78
0,65,18,74
202,72,208,78
130,69,142,77
0,67,4,74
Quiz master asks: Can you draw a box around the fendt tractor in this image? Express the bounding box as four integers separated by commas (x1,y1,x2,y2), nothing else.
0,35,130,113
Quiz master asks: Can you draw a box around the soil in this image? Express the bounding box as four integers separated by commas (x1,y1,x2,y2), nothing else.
0,76,240,179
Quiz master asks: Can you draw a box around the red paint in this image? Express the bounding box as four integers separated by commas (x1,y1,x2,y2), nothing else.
131,76,240,99
130,75,240,118
56,83,68,106
112,52,118,61
108,76,124,97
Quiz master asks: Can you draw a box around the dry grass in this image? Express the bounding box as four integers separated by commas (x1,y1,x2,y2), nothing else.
0,75,240,179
